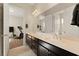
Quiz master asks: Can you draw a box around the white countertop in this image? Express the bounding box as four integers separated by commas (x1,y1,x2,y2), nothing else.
26,32,79,55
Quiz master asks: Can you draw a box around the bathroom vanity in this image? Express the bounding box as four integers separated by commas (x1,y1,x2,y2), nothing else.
25,32,78,56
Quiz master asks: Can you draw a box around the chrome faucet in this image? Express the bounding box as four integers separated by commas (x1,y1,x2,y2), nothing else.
54,33,58,40
55,32,62,40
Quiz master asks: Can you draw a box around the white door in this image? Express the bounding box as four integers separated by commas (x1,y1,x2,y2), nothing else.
3,4,9,56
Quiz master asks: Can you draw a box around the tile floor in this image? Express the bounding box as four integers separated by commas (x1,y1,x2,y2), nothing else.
8,45,36,56
9,39,23,49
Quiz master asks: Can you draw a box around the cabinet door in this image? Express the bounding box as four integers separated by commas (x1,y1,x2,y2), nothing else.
38,45,49,56
38,39,58,56
31,38,38,55
48,52,57,56
26,34,31,47
38,39,77,56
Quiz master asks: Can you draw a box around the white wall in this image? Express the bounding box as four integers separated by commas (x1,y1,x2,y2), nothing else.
24,8,39,32
9,15,23,36
8,5,27,45
8,4,40,46
22,7,40,45
9,5,25,36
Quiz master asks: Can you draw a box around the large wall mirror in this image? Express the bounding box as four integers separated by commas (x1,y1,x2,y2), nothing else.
38,4,79,40
39,15,55,33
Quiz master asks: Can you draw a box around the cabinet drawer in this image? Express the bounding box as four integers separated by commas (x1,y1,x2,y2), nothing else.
38,39,58,55
38,39,77,56
31,40,38,54
38,45,49,56
38,44,57,56
48,52,57,56
26,34,32,47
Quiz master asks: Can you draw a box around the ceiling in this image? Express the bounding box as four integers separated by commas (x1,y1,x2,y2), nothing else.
42,3,77,16
8,3,76,16
9,3,36,7
33,3,58,16
8,3,37,13
8,3,58,16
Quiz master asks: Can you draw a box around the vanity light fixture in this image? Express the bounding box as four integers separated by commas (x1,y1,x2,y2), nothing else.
26,24,28,28
61,18,64,24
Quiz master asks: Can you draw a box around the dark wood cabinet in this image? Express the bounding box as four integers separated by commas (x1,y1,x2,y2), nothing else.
47,51,57,56
38,44,57,56
26,34,38,55
38,39,58,56
31,37,38,55
38,39,77,56
38,44,48,56
26,34,77,56
26,34,32,48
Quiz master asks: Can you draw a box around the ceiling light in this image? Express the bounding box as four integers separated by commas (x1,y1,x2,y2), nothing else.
32,9,39,16
61,18,64,24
